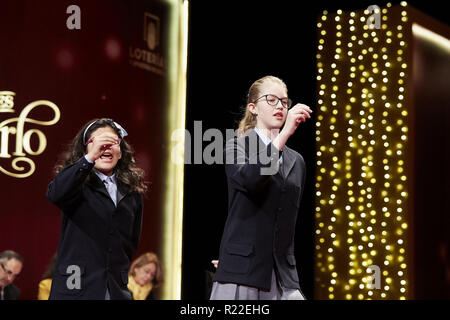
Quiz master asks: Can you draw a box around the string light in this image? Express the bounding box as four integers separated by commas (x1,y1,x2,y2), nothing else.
315,3,410,300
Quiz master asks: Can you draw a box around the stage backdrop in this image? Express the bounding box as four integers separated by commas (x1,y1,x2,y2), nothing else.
0,0,187,300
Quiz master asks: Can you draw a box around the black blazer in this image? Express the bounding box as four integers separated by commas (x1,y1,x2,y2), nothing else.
3,283,20,300
213,129,306,291
46,157,143,300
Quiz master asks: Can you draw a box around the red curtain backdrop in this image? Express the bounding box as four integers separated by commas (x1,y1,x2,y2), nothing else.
0,0,169,299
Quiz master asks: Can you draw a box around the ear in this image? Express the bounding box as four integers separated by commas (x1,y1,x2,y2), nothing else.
248,103,258,116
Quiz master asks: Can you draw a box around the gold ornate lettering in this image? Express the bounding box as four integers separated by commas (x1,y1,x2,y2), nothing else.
0,92,60,178
0,91,15,113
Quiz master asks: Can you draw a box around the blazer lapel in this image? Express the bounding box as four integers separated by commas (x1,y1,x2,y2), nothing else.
116,183,127,204
281,146,296,179
88,172,130,206
88,173,111,200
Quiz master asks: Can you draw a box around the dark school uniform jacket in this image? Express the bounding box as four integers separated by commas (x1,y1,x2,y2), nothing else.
46,157,143,300
213,129,306,291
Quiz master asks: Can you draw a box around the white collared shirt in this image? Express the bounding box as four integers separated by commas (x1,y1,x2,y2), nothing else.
84,155,118,205
254,127,283,164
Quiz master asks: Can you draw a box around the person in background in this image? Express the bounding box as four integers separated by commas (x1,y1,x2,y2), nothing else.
128,252,163,300
0,250,24,300
37,253,57,300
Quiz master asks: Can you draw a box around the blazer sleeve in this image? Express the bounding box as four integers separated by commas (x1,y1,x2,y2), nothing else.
46,157,94,210
224,137,281,194
131,193,143,253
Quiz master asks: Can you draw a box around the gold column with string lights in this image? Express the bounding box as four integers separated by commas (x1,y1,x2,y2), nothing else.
314,2,412,300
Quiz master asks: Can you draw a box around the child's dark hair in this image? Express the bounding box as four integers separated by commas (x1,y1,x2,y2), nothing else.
54,118,147,193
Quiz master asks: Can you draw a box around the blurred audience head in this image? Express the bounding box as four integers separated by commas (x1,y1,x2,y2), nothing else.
0,250,24,288
129,252,163,287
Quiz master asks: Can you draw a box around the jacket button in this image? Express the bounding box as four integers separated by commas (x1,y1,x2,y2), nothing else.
278,207,282,212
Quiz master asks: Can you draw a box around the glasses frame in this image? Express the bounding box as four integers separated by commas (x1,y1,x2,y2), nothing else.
252,94,293,109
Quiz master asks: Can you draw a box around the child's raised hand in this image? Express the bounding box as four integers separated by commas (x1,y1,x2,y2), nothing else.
282,103,312,137
85,132,121,161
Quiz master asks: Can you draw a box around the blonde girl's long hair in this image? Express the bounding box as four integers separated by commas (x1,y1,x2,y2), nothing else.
237,75,288,137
